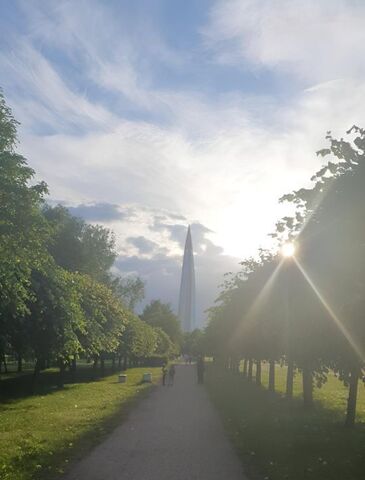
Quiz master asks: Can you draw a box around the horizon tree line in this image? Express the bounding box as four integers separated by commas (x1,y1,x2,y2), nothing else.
0,90,181,391
203,126,365,428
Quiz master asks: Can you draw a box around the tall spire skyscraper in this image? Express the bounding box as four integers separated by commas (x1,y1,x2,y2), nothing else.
178,225,196,332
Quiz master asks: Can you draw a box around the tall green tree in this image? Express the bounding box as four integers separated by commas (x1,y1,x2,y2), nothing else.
279,127,365,423
141,300,182,347
112,275,145,312
27,265,85,388
43,205,116,284
0,90,50,369
74,273,127,367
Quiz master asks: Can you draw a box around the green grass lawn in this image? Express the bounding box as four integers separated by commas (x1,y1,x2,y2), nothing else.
258,363,365,421
205,363,365,480
0,366,161,480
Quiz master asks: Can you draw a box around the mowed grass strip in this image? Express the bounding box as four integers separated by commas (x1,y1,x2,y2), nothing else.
205,364,365,480
0,367,161,480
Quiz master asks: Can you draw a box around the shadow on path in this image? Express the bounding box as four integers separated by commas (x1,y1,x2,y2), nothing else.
63,365,247,480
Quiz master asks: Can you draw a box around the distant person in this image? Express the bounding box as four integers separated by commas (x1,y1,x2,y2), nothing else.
162,364,168,386
168,364,176,386
197,356,205,384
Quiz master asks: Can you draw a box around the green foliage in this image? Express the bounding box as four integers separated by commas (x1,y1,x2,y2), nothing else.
43,205,116,284
111,275,145,312
118,314,156,361
141,300,182,347
26,266,85,363
74,273,127,357
154,327,178,358
0,90,156,387
0,366,161,480
0,89,18,152
0,92,50,364
182,329,204,357
204,127,365,425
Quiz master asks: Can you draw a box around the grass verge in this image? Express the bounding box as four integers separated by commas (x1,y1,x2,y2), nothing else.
0,367,161,480
205,364,365,480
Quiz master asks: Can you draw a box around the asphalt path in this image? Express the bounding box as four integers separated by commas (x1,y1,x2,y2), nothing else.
64,364,247,480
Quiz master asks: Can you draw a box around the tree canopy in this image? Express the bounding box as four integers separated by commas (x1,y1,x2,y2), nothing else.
0,90,174,387
203,127,365,426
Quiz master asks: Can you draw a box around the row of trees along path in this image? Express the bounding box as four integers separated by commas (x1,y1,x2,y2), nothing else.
203,127,365,428
0,89,180,393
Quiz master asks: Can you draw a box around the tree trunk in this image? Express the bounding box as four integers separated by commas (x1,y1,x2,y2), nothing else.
92,355,99,378
31,359,41,394
243,358,248,378
302,365,313,408
58,360,66,388
345,367,359,428
71,357,77,372
100,356,105,376
286,358,294,398
112,355,116,372
69,357,76,382
2,354,8,373
231,358,238,374
247,359,253,382
123,356,128,371
118,355,122,369
255,360,262,386
269,360,275,392
17,355,23,373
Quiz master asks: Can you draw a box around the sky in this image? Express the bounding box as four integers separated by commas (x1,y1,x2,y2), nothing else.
1,0,365,325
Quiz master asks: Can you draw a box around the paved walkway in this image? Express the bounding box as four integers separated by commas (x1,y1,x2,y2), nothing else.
64,365,247,480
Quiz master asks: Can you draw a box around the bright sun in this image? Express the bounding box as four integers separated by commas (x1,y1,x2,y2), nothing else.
281,242,296,257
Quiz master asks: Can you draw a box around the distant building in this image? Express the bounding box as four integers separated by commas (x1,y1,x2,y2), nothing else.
178,225,196,332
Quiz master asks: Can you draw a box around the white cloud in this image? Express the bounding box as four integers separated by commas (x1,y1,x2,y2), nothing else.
203,0,365,83
2,0,365,321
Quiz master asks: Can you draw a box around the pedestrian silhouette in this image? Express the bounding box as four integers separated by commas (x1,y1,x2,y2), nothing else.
162,364,168,386
168,364,176,386
197,356,205,384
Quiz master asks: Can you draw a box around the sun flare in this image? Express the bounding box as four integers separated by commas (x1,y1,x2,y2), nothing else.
281,242,296,258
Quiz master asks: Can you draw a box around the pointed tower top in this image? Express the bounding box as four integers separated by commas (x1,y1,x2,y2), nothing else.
178,224,196,332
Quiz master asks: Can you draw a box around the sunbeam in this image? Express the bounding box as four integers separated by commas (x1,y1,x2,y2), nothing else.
229,258,285,347
294,257,365,362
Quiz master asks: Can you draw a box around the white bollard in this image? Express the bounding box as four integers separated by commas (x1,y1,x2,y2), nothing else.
118,374,127,383
142,372,152,383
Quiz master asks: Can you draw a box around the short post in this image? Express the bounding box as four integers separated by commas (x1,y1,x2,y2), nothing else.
142,372,152,383
118,374,127,383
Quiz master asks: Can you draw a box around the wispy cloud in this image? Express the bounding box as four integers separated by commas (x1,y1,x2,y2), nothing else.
203,0,365,83
2,0,365,322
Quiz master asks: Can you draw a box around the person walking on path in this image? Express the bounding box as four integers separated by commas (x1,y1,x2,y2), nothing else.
63,365,246,480
197,356,205,384
168,364,176,386
162,364,168,386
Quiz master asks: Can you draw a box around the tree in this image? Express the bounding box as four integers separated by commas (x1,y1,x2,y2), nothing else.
182,329,204,358
141,300,182,347
27,264,85,388
0,88,18,151
154,327,177,359
117,314,156,368
112,275,145,312
203,128,365,421
278,127,365,422
43,205,116,284
0,90,50,370
74,273,127,369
